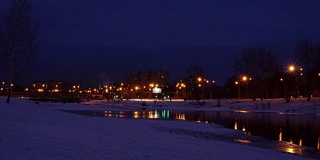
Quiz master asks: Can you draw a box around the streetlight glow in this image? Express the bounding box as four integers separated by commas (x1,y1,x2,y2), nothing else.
289,65,295,72
242,76,247,81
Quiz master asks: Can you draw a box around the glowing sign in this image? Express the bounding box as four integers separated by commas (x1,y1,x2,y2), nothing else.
152,87,162,93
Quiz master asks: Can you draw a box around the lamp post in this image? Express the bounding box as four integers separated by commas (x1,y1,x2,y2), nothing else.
210,80,215,99
242,76,249,99
206,80,215,99
176,82,186,99
197,77,202,99
235,76,250,99
288,65,298,98
235,81,240,99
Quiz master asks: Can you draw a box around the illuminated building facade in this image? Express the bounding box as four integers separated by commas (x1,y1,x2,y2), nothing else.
31,80,80,94
121,70,169,99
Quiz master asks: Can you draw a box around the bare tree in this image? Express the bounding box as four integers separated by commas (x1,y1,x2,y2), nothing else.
233,47,277,100
295,39,320,101
1,0,38,103
0,28,7,72
186,64,206,78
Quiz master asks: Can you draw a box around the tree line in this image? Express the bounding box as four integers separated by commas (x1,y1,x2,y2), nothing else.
226,40,320,102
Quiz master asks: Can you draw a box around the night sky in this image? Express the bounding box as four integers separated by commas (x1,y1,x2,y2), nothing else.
1,0,320,87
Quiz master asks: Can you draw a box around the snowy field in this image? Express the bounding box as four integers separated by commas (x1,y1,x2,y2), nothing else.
1,97,319,160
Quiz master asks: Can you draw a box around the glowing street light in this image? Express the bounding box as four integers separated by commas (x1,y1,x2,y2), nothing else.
235,75,250,99
242,76,247,81
197,77,202,82
289,65,295,72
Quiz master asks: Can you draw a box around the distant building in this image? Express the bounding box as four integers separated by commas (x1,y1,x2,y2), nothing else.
121,70,169,99
31,80,80,94
29,80,81,102
174,76,217,100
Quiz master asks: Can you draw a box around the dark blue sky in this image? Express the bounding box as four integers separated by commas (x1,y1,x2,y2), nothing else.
1,0,320,87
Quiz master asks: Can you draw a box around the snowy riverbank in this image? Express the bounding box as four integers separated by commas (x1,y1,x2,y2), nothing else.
82,97,320,115
1,97,319,160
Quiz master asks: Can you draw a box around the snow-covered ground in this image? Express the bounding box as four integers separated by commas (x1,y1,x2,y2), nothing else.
1,97,319,160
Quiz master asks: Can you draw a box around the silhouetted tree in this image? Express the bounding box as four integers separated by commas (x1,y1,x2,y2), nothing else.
294,39,320,101
233,47,277,100
1,0,38,103
0,27,6,75
186,64,206,78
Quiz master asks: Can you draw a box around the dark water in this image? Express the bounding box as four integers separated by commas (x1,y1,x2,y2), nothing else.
62,109,320,159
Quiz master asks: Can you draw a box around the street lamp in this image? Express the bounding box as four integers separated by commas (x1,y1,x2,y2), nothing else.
210,80,215,99
242,76,247,81
235,81,240,99
176,82,186,99
242,76,249,98
287,65,299,98
197,77,202,82
288,65,295,73
235,75,250,99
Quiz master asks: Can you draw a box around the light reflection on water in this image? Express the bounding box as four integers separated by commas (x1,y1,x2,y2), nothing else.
318,136,320,151
64,109,320,158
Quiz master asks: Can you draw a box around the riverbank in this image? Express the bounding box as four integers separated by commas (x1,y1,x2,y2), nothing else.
82,97,320,115
1,97,319,160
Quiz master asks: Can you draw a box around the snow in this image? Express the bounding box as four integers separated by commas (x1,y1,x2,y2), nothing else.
82,97,320,115
1,97,319,160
